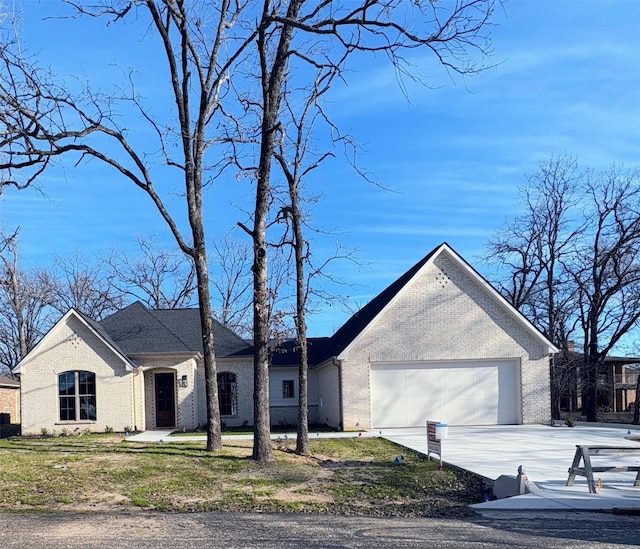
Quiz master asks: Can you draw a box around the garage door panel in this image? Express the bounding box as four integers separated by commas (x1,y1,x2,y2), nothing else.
371,361,519,428
406,369,440,400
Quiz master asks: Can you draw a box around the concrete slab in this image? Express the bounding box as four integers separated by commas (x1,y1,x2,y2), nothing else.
126,430,173,442
377,424,640,511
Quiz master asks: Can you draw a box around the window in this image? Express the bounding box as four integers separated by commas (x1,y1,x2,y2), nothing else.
58,371,96,421
282,379,295,399
217,372,237,416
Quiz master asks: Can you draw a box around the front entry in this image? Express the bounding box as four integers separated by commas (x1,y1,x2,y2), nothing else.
155,372,176,428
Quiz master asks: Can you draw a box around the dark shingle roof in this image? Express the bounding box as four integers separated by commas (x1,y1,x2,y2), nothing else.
0,375,19,387
93,246,443,364
74,308,132,363
99,301,250,358
268,338,333,367
558,350,640,365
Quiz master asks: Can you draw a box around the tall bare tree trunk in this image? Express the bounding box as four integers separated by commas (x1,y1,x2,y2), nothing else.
251,0,304,463
192,243,222,452
583,338,599,422
633,371,640,425
252,164,273,462
290,188,309,455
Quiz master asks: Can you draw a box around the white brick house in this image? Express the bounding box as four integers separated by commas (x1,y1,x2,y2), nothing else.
15,243,557,435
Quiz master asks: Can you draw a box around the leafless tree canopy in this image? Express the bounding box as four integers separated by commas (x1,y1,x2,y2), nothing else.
107,235,197,310
0,232,52,375
39,251,125,319
488,157,640,422
0,0,497,458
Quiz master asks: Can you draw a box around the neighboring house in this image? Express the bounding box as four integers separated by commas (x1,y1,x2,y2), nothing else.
554,349,640,414
14,243,557,435
0,375,20,424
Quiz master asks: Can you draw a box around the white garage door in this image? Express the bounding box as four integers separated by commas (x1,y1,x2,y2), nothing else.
370,360,519,428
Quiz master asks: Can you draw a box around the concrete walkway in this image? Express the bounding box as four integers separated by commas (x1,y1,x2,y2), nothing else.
127,423,640,512
127,429,375,443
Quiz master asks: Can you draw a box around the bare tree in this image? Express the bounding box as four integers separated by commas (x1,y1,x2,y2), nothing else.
107,235,196,309
235,0,496,461
209,232,293,339
486,156,584,346
0,0,496,459
209,234,253,337
0,232,52,375
569,167,640,422
272,59,343,453
0,1,265,452
490,160,640,422
486,156,585,418
39,250,125,319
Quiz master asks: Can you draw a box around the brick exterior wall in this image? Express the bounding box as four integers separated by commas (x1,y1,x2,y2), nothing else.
0,386,19,423
316,362,341,427
20,314,136,436
339,252,551,430
212,358,255,429
138,356,199,431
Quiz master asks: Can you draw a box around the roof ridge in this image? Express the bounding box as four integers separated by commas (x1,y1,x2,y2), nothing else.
149,307,251,354
144,307,196,353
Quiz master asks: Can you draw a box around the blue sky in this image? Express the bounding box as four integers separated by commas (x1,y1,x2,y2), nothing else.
1,1,640,336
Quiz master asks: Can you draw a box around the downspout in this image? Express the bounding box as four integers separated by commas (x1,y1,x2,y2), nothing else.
16,377,21,424
333,358,343,430
132,367,138,432
193,357,200,429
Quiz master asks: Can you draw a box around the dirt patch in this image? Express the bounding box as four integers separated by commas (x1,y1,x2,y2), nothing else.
268,466,334,504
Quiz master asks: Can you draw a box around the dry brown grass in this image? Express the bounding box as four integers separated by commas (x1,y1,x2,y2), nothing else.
0,435,484,516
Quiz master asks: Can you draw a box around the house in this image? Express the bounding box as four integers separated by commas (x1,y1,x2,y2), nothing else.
0,375,20,425
14,243,557,435
554,349,640,415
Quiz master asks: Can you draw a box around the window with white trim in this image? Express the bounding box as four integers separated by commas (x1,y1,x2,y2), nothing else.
58,371,96,421
217,372,237,416
282,379,295,399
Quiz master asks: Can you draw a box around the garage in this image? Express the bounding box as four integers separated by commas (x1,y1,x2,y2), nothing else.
370,360,520,428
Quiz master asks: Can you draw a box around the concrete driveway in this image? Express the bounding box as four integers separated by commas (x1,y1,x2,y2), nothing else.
378,423,640,511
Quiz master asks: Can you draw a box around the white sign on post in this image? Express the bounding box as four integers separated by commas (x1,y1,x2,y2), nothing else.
426,420,445,468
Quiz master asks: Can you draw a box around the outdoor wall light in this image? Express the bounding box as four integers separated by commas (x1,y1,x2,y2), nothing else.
180,375,188,388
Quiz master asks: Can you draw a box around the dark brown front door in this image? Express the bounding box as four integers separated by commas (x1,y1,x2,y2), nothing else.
155,373,176,428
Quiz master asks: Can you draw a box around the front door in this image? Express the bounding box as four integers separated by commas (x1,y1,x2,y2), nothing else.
155,373,176,428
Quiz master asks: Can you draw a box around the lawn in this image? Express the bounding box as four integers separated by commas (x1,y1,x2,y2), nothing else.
0,435,485,516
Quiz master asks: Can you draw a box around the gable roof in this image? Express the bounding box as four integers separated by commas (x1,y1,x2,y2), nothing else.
319,242,558,362
99,301,250,358
14,308,136,374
